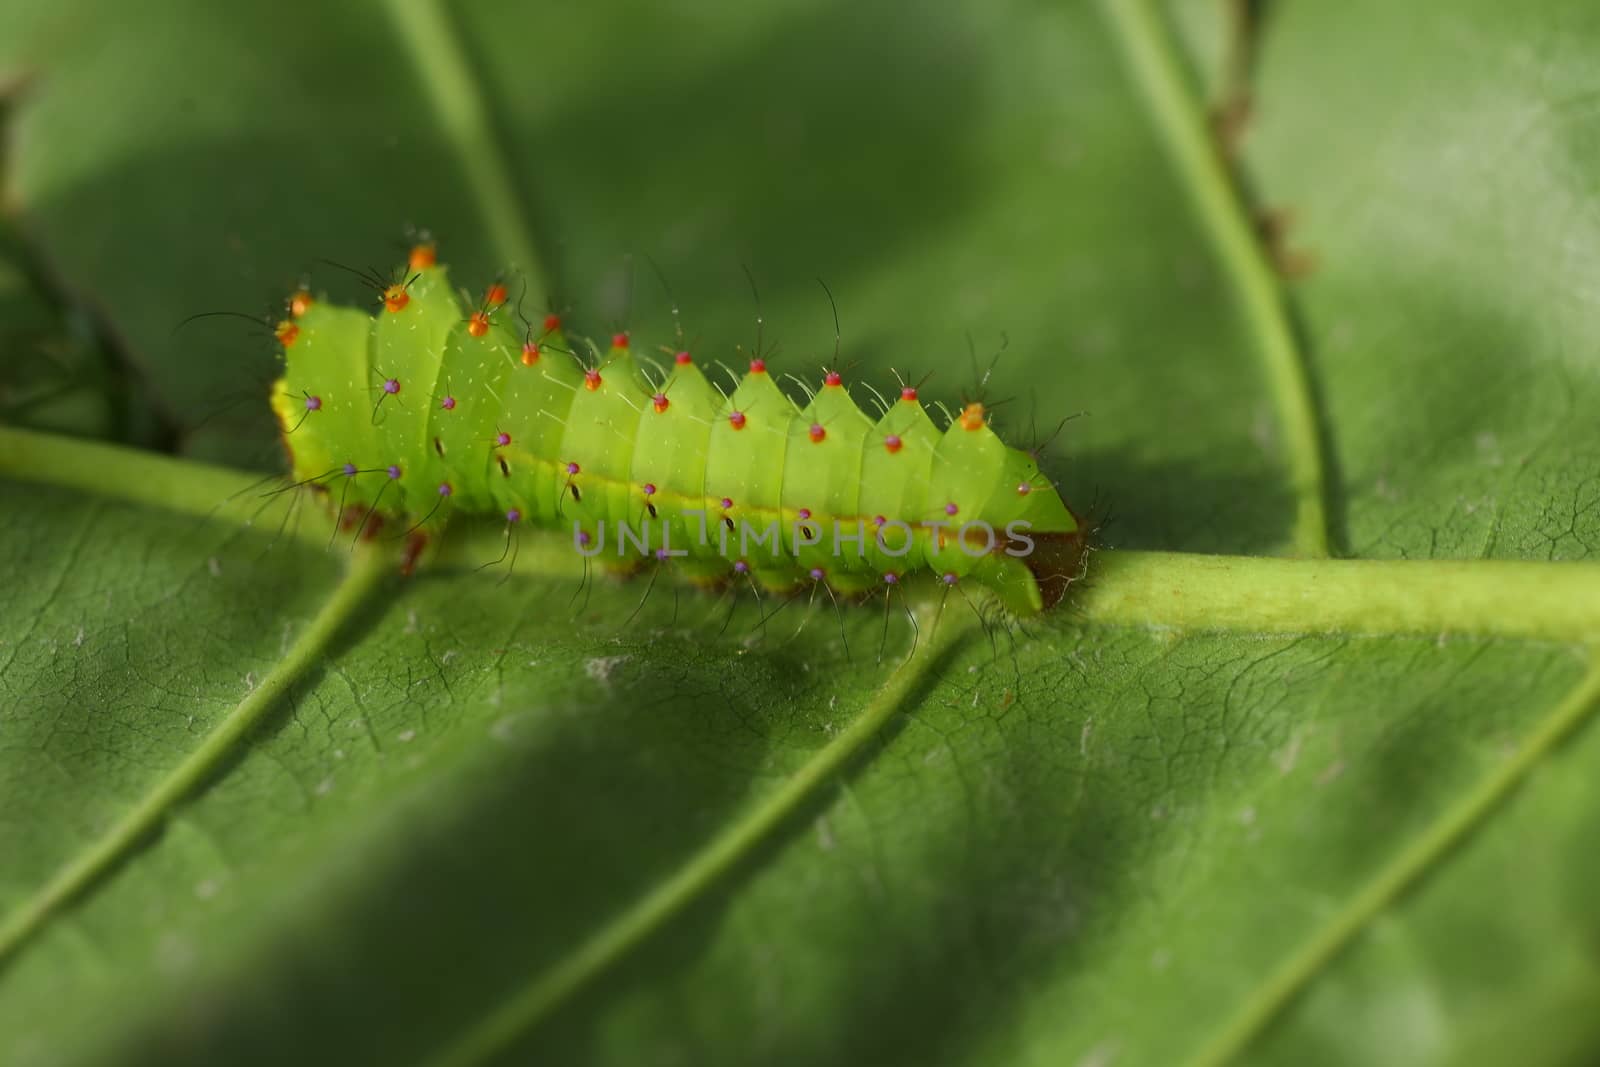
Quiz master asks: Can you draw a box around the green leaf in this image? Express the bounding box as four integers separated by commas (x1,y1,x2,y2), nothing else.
1,2,1599,1066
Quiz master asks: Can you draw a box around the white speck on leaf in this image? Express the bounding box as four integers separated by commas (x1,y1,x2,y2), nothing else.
243,672,257,693
207,557,222,577
155,932,196,975
1275,733,1303,775
398,729,416,743
72,627,84,648
1316,759,1347,786
315,777,335,796
1076,1040,1119,1067
195,878,221,900
585,655,630,683
1250,407,1277,454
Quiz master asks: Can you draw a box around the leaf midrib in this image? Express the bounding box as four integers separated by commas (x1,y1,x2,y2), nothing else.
1098,0,1334,559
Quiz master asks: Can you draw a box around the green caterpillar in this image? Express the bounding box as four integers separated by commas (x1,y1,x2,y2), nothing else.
268,245,1086,614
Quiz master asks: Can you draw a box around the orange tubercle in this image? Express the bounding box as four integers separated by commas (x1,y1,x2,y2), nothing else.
467,310,491,337
485,283,508,307
521,341,540,366
584,369,603,391
383,285,410,313
289,290,313,318
275,320,299,347
409,243,437,270
959,402,985,431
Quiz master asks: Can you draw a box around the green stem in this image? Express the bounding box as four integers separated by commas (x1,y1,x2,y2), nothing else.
425,603,971,1067
1186,657,1600,1067
1098,0,1333,558
385,0,552,296
6,426,1600,645
0,548,390,967
1076,550,1600,645
0,423,333,544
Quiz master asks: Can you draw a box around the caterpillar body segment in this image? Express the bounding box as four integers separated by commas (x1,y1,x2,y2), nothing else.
270,254,1086,613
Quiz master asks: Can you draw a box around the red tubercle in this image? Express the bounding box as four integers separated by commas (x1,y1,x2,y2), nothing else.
675,351,693,365
808,423,826,443
883,434,902,454
521,341,540,366
495,431,511,447
543,314,562,333
748,358,766,374
1016,481,1032,496
823,371,842,388
728,410,747,430
485,283,508,307
611,331,630,350
467,311,491,337
900,386,918,403
652,393,670,414
409,243,437,270
584,369,603,391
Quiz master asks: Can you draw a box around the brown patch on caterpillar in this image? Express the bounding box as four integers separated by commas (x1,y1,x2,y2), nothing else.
1015,520,1089,611
400,531,430,577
